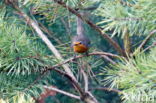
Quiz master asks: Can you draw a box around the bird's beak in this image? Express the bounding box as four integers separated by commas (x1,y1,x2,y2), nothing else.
73,42,81,46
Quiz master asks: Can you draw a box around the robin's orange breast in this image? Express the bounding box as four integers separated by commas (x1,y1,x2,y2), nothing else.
73,44,88,53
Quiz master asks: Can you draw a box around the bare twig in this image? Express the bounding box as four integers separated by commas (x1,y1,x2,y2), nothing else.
100,55,117,65
114,17,142,21
53,0,125,57
142,42,156,53
90,87,122,94
138,30,156,50
75,1,101,11
44,86,81,100
60,17,71,35
35,86,57,103
133,30,156,55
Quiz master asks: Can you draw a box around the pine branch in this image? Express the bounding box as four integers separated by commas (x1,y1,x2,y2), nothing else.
4,1,76,81
44,52,121,72
24,51,118,103
23,51,120,94
38,22,63,44
35,52,122,79
52,68,99,103
53,0,126,57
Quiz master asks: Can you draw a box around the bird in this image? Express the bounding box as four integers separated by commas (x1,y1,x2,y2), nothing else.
72,12,90,54
72,34,90,54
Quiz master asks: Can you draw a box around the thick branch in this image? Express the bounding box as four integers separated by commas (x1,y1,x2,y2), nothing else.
53,0,125,57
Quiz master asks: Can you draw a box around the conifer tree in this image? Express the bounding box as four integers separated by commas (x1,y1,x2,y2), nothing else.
0,0,156,103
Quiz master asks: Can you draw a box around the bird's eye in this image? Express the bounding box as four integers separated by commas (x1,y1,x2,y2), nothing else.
74,42,82,45
79,42,82,44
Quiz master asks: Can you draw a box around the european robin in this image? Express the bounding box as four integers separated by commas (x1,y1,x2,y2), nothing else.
72,34,90,54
